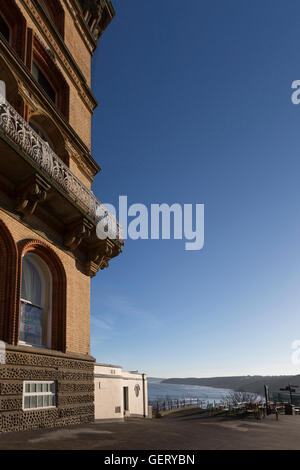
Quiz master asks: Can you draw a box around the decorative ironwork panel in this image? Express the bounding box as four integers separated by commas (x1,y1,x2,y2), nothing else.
0,94,122,240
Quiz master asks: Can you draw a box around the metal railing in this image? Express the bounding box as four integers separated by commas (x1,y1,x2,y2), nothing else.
0,92,122,240
150,397,285,419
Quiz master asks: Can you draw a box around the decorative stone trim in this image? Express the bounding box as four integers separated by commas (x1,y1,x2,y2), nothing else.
40,0,65,39
64,0,97,53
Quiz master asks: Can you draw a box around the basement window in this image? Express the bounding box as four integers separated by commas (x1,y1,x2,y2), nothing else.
23,381,56,410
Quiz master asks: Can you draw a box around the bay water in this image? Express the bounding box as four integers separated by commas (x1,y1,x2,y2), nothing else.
148,378,232,405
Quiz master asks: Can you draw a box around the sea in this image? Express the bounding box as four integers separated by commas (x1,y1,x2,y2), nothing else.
148,378,232,406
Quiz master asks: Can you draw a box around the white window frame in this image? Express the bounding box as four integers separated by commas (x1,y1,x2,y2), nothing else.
23,381,56,411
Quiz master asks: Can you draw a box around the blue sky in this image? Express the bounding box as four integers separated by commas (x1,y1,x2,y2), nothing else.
90,0,300,378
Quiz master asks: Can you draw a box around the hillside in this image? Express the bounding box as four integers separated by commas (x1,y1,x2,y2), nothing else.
161,375,300,395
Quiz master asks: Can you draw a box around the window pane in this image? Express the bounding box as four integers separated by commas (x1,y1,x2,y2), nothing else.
0,15,10,43
21,257,42,306
24,396,30,409
23,382,56,410
30,396,37,408
43,395,50,407
37,396,43,408
20,303,43,346
32,63,56,103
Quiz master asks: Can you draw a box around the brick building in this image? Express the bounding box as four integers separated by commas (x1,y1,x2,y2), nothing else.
0,0,123,432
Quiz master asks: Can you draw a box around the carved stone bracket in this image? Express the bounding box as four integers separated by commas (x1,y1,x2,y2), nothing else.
15,173,51,218
64,218,94,251
85,239,122,277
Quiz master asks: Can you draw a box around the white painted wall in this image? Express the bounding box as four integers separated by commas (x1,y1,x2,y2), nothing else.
94,363,148,421
122,370,148,417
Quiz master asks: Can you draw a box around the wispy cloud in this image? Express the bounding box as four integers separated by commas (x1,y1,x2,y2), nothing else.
99,291,162,328
91,316,114,330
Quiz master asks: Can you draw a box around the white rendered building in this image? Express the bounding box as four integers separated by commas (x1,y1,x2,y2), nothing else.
94,363,149,421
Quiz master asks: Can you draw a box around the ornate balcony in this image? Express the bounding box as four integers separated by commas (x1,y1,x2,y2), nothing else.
0,83,123,276
0,88,122,241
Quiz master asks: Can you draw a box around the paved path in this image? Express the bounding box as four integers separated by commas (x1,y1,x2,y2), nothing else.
0,409,299,450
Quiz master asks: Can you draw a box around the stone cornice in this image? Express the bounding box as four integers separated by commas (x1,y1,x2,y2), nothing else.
76,0,115,43
64,0,98,53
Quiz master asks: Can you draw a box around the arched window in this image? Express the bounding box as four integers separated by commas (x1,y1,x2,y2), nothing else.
17,241,67,352
20,253,51,348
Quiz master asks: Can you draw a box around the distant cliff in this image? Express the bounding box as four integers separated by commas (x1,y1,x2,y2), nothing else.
161,375,300,395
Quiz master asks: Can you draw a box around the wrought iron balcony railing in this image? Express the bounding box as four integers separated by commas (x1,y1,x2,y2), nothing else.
0,91,122,241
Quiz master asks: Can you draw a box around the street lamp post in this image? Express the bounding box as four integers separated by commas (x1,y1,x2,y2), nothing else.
264,384,271,415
